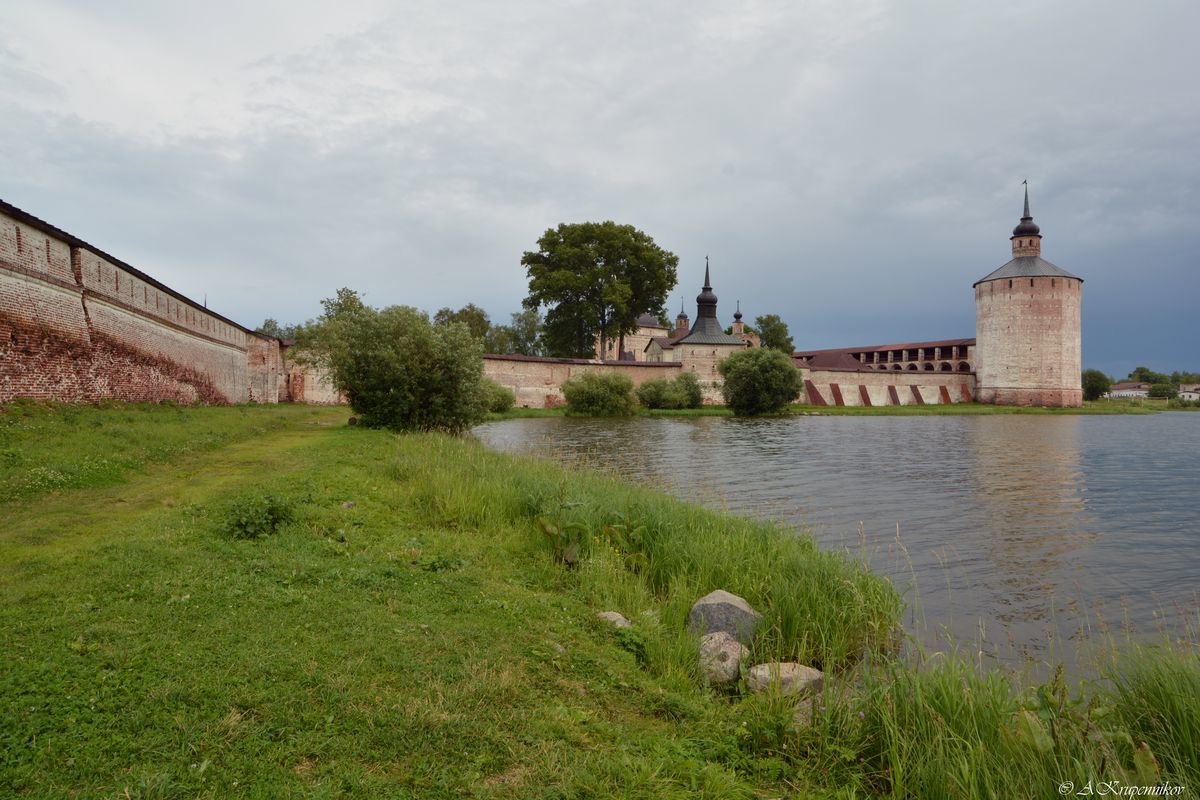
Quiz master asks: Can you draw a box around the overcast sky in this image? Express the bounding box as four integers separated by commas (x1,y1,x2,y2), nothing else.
2,1,1196,377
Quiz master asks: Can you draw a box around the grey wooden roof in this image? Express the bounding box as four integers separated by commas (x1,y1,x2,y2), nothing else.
973,256,1082,287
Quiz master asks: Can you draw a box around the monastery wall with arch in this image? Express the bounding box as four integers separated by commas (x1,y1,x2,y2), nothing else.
483,353,978,409
801,368,976,407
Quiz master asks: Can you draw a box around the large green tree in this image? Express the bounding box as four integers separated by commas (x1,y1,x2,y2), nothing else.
1081,369,1112,401
754,314,795,353
522,222,678,358
297,288,487,433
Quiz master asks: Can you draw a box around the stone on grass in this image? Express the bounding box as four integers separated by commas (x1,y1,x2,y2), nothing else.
687,590,762,644
698,631,747,686
597,611,632,628
746,662,824,697
791,696,821,728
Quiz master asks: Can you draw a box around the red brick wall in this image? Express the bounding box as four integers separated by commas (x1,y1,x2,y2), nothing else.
1,207,281,405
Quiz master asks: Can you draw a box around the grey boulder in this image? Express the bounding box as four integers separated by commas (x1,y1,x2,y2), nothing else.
597,611,632,629
745,662,824,697
698,631,747,686
687,590,762,644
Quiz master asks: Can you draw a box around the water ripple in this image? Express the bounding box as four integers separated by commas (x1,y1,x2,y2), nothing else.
474,413,1200,664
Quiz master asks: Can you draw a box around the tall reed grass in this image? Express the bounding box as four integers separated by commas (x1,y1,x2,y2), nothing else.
396,433,903,675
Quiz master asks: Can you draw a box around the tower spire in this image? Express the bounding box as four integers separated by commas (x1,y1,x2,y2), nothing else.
1011,180,1041,257
704,255,711,288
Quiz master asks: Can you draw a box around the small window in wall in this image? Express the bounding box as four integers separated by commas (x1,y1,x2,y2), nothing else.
1051,279,1056,288
1030,279,1034,287
1009,279,1013,288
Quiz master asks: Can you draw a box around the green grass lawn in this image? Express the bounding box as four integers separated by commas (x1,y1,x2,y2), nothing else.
2,402,1196,799
1,402,897,798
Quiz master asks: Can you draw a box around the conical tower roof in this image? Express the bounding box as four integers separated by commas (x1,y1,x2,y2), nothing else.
1012,181,1041,237
677,259,745,344
975,184,1081,286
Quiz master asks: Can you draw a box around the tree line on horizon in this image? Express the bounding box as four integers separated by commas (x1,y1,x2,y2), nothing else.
1081,366,1200,401
260,221,800,432
257,220,795,361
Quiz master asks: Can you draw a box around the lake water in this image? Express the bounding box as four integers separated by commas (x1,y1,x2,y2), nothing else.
474,413,1200,667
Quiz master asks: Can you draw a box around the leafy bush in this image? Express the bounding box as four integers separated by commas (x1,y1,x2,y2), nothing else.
636,378,682,409
718,347,801,416
295,289,488,433
1081,368,1112,401
220,491,295,539
561,372,637,416
674,371,703,408
1149,382,1178,399
481,378,516,413
637,372,704,409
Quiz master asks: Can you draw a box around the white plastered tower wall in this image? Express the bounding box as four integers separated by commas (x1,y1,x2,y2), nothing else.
974,186,1083,407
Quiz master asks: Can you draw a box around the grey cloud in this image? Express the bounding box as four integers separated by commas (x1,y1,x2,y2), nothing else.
0,0,1197,376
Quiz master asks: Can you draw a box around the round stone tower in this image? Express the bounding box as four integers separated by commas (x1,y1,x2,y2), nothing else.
974,185,1083,407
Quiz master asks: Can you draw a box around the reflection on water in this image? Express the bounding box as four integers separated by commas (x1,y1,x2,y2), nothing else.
474,414,1200,665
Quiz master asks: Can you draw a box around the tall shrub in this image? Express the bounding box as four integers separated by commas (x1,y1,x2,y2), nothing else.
561,372,637,416
718,347,801,416
296,289,488,433
674,371,703,408
481,378,516,413
637,372,703,409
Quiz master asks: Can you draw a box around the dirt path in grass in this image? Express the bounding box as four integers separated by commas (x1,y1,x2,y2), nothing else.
1,408,347,555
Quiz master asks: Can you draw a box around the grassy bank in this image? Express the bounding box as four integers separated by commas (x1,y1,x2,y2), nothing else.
2,403,1196,798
